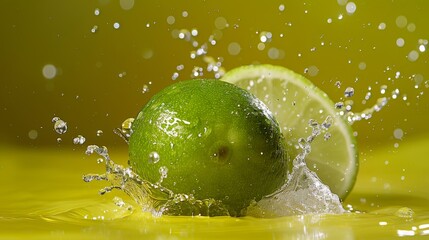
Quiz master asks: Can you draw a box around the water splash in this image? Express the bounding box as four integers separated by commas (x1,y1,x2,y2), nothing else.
84,117,344,217
83,141,229,216
247,117,345,217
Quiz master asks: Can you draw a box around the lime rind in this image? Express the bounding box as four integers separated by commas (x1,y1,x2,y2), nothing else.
221,64,358,199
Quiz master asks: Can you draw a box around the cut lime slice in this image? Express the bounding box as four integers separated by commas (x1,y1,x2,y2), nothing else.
221,64,358,200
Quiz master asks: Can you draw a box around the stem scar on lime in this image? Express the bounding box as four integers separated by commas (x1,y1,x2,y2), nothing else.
128,79,289,216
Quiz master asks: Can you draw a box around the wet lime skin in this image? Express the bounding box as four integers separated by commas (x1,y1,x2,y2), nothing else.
129,79,288,215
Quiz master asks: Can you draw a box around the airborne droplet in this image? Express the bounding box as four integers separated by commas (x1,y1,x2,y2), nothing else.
344,87,355,98
73,135,86,145
52,117,68,134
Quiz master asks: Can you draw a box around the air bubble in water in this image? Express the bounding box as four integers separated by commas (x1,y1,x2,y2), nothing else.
73,135,86,145
52,117,68,134
149,151,160,164
96,130,103,136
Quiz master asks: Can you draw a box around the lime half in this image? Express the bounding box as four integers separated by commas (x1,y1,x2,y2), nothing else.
221,64,358,199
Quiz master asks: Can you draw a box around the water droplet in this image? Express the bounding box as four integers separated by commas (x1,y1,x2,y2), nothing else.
214,17,228,30
395,207,414,218
407,23,416,32
52,117,67,134
94,8,100,16
142,84,149,93
378,22,386,30
228,42,241,56
90,25,98,33
358,62,366,70
97,158,104,164
344,87,355,97
142,48,154,59
334,81,342,88
120,0,134,10
28,130,38,140
391,88,400,99
118,72,127,78
396,15,408,28
259,31,272,43
335,101,344,110
176,65,184,71
396,38,405,47
172,72,179,80
96,130,103,136
393,128,404,140
166,16,175,25
278,4,285,12
56,137,62,143
322,116,333,129
149,151,160,164
122,118,134,131
42,64,57,79
345,2,357,14
323,132,331,141
337,0,347,6
407,50,419,62
380,85,388,94
306,65,319,77
73,135,86,145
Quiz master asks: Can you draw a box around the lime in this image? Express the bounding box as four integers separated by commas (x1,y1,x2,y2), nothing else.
221,64,358,199
128,79,288,215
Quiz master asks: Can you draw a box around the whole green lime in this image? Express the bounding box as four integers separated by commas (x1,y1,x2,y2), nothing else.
129,79,288,215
